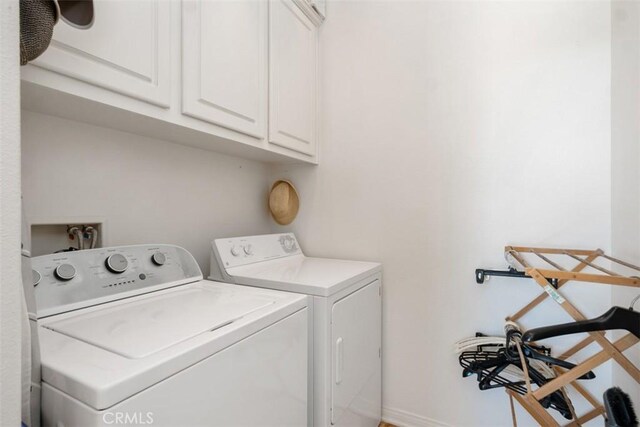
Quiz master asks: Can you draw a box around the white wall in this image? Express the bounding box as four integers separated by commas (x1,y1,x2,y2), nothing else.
0,0,22,425
21,111,273,276
273,1,613,425
18,2,626,426
611,0,640,405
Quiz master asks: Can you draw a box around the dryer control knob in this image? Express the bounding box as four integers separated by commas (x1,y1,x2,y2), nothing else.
151,252,166,266
54,264,76,281
230,246,242,257
105,253,128,273
243,244,254,255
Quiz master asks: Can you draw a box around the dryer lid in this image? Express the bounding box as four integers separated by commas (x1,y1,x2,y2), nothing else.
226,255,381,297
43,286,275,358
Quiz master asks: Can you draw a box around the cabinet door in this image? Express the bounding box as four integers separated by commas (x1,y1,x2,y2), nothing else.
182,0,267,139
269,0,318,156
31,0,171,107
331,280,382,425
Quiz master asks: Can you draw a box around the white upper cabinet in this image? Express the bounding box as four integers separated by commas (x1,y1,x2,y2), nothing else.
22,0,322,163
30,0,171,107
182,0,267,139
269,0,318,157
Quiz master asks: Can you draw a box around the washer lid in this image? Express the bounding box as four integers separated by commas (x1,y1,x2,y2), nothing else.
43,286,275,358
226,255,381,297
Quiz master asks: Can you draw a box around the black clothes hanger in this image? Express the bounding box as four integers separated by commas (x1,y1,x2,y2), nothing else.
459,347,575,419
459,328,595,420
523,306,640,342
503,324,595,380
517,344,595,378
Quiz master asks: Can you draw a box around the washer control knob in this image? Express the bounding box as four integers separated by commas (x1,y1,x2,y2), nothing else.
230,246,242,257
151,252,166,266
54,264,76,281
243,244,254,255
32,269,42,286
105,253,128,273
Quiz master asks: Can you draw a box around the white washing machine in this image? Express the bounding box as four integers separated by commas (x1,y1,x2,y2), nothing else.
210,233,382,427
31,244,309,427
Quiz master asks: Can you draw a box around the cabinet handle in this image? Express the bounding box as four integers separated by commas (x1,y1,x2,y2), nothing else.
335,337,343,384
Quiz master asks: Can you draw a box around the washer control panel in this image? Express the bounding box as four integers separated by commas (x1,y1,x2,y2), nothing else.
213,233,303,269
31,244,202,318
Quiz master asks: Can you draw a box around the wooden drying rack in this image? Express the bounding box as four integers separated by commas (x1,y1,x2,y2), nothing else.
495,246,640,426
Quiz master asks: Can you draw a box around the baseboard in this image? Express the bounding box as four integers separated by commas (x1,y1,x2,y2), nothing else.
382,406,452,427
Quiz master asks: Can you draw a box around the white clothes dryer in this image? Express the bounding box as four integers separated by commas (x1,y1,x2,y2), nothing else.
32,244,309,427
210,233,382,427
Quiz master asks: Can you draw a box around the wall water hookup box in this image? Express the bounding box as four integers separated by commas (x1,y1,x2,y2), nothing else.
30,220,105,256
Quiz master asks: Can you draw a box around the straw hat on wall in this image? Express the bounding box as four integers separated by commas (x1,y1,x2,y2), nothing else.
269,180,300,225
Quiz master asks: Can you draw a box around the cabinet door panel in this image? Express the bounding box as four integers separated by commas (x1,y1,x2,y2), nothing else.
269,0,317,156
182,0,267,139
32,0,171,107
